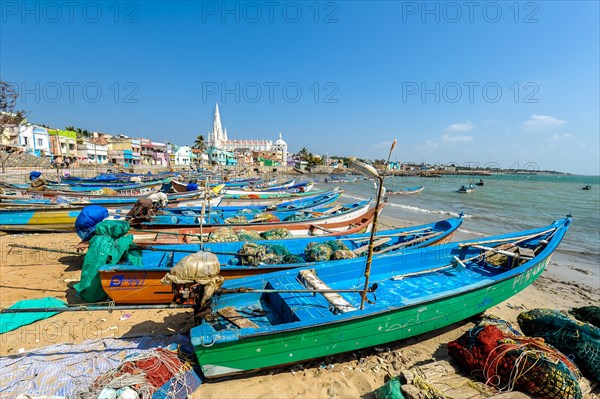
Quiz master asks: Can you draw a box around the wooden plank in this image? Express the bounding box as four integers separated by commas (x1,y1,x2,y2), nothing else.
217,306,259,329
471,245,534,259
352,237,392,255
375,231,443,254
323,205,343,214
299,269,356,313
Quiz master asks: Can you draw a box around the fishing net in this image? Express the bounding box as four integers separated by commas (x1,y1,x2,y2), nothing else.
569,305,600,328
207,227,238,242
518,308,600,381
326,240,350,252
224,215,247,224
253,212,279,222
283,213,313,222
238,243,267,266
74,220,134,302
75,345,200,399
448,318,582,398
236,229,263,241
305,242,333,262
260,228,293,240
332,249,356,260
282,254,305,264
237,243,292,265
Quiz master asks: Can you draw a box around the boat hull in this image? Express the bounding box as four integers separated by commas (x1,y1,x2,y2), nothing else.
99,227,456,304
194,255,550,378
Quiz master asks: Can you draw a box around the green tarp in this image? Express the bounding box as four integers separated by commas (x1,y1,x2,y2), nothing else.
0,297,67,334
74,220,135,302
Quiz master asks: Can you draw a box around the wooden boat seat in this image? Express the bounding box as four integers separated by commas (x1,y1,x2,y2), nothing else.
265,277,332,323
217,306,259,329
299,269,357,314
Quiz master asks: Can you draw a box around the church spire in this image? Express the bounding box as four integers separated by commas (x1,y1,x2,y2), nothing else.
212,103,224,148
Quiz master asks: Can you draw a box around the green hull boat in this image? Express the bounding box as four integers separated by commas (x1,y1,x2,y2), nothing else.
191,217,571,378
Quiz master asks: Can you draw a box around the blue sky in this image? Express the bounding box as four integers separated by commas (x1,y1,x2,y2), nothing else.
1,1,598,174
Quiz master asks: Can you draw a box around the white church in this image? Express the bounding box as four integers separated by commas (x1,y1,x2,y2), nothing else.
206,104,288,166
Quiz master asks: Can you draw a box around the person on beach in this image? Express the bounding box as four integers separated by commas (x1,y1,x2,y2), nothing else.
29,171,47,191
125,192,168,221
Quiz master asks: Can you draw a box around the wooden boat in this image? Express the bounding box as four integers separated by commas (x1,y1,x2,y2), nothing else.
0,179,168,193
121,204,383,246
190,216,571,378
99,217,463,304
325,174,359,183
475,179,485,186
386,186,424,196
223,182,314,196
0,189,222,208
457,184,475,193
163,191,341,216
0,180,166,197
0,206,130,232
140,200,372,229
218,188,336,207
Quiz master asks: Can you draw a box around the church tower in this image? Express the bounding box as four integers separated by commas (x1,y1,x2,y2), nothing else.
211,103,224,149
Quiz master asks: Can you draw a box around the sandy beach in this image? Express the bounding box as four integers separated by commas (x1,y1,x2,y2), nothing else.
1,213,598,398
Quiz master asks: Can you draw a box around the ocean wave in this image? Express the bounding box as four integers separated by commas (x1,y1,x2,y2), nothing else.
341,193,472,218
457,228,488,237
386,202,473,219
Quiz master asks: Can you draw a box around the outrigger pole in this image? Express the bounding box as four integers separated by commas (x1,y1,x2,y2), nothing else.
352,139,396,310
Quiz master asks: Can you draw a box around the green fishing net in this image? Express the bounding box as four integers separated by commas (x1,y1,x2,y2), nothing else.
331,249,356,260
282,254,305,264
208,227,238,242
236,229,263,241
569,306,600,328
305,242,333,262
260,228,293,240
518,308,600,381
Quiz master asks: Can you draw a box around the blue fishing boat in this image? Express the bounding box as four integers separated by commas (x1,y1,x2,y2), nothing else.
188,216,571,377
140,200,372,229
163,191,341,215
99,216,463,304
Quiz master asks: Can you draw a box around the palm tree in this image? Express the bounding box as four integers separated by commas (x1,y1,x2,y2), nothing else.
193,134,206,151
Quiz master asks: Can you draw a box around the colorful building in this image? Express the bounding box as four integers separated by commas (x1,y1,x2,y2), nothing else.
48,129,78,163
18,125,51,157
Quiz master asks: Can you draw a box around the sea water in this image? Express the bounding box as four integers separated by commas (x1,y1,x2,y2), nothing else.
317,174,600,279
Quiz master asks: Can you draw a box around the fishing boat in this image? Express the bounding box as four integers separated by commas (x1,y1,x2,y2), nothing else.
120,204,383,246
457,184,475,193
218,188,335,207
325,174,359,183
386,186,424,196
223,182,313,196
475,179,485,186
189,216,571,378
0,206,131,232
0,189,223,208
140,200,372,229
99,216,463,304
0,180,166,197
0,179,168,193
582,185,591,191
163,191,341,216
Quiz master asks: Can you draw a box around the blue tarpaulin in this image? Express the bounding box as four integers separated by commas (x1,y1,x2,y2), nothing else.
0,297,67,334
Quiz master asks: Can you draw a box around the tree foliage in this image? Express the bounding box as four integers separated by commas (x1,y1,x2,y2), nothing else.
193,134,206,151
0,81,26,131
